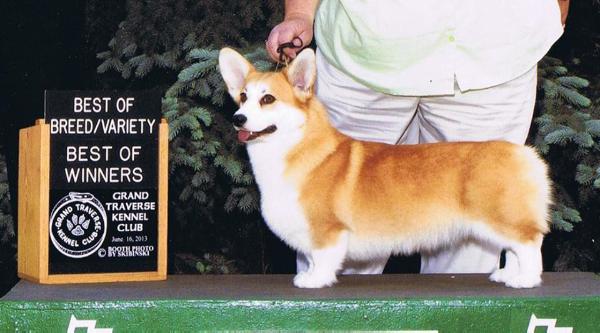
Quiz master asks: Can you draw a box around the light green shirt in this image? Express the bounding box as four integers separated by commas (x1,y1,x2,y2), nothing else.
315,0,564,96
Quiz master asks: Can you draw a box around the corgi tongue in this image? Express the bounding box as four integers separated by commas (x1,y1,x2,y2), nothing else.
238,130,252,142
237,125,277,143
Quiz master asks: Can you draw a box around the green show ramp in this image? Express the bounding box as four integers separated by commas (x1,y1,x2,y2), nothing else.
1,273,599,332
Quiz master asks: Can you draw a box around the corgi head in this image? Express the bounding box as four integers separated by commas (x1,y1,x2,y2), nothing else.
219,47,316,144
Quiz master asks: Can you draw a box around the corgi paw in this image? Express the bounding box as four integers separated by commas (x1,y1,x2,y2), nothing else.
504,274,542,289
489,268,517,283
293,271,337,288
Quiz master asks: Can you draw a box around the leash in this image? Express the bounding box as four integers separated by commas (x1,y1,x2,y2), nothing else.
275,36,304,71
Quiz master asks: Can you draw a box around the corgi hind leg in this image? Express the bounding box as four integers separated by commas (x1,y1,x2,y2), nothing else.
489,250,519,283
294,231,348,288
503,239,543,289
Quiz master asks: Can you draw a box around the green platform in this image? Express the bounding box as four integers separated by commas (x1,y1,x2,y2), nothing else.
1,273,599,332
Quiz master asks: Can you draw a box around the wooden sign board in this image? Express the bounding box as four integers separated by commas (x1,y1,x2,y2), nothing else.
18,91,168,283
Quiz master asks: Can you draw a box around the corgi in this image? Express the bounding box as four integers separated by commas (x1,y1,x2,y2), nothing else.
218,47,552,289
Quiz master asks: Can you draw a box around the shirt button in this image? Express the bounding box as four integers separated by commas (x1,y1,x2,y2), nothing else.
448,35,456,42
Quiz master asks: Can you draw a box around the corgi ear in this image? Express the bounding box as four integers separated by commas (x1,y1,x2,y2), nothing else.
219,48,255,103
286,48,316,102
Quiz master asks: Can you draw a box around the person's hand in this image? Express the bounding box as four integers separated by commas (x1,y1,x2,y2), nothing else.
266,14,314,62
558,0,570,27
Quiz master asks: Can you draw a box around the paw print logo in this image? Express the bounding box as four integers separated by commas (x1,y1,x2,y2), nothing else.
66,214,90,237
50,192,107,258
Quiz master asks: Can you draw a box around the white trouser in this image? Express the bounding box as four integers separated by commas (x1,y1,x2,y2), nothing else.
297,50,538,275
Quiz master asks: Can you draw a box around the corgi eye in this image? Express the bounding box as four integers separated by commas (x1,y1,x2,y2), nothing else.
260,94,276,106
240,92,247,103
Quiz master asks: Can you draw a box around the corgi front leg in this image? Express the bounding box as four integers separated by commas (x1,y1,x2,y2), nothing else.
293,231,349,288
489,250,519,284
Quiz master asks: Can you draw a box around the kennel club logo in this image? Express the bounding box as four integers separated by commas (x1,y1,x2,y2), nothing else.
50,192,107,258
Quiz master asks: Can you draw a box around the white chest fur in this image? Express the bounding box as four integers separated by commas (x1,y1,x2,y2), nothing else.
246,134,312,253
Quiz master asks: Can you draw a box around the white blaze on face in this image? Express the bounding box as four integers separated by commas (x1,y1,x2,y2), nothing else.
234,81,273,132
234,81,306,143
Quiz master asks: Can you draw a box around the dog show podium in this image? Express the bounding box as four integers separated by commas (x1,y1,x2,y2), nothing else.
1,272,599,331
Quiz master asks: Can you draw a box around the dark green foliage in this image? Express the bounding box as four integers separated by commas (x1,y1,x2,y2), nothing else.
163,47,271,219
0,150,14,246
174,252,238,274
98,0,282,80
534,56,600,232
0,147,16,295
163,46,275,274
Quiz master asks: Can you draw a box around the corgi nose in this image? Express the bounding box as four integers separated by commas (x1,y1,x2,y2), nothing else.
232,114,247,127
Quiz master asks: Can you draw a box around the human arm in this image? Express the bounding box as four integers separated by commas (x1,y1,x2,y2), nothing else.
558,0,569,26
266,0,320,61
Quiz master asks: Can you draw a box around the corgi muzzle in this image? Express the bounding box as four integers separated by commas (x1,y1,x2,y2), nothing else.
236,125,278,143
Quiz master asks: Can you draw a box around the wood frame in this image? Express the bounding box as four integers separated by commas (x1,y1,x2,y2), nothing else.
18,119,168,284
